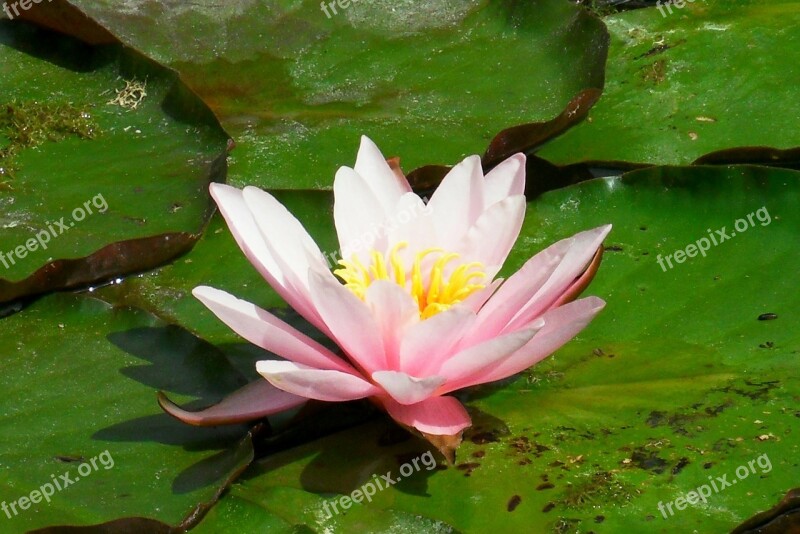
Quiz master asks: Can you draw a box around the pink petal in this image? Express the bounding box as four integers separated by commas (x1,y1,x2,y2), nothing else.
241,187,330,301
437,327,538,393
192,286,355,373
399,307,476,376
334,166,390,263
426,155,485,250
158,380,306,426
467,296,605,387
365,281,420,369
382,395,472,436
241,186,326,264
307,270,386,374
353,136,412,214
471,224,611,344
548,245,604,309
503,225,611,332
484,153,526,207
256,361,380,401
210,184,326,333
209,184,330,335
468,239,568,344
209,183,279,278
454,195,526,277
372,371,446,405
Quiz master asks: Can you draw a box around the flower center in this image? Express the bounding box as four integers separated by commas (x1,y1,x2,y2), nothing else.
334,242,487,319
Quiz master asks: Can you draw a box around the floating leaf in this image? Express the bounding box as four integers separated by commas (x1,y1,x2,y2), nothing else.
0,21,228,303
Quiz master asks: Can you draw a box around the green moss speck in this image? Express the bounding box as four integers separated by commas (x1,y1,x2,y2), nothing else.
561,471,635,508
0,100,100,179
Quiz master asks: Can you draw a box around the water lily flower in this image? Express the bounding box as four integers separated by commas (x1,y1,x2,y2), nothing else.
160,136,610,457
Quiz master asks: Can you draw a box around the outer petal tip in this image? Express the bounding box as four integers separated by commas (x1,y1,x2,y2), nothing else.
191,285,215,300
501,152,527,170
359,134,379,151
381,396,471,463
157,380,306,427
549,245,607,309
208,182,240,202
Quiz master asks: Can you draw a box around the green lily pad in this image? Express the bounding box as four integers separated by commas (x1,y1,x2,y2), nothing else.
177,165,799,532
3,3,798,532
44,0,608,189
0,21,228,303
536,1,800,166
0,292,259,531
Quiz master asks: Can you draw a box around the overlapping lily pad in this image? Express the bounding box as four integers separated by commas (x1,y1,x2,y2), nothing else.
0,21,228,304
175,165,798,532
0,293,257,531
39,0,608,190
537,1,800,166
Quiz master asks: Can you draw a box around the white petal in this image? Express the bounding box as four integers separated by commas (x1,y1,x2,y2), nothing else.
454,195,526,277
353,135,412,214
242,186,327,279
333,166,390,263
209,183,280,281
484,153,526,207
426,155,485,250
210,184,329,334
385,192,436,256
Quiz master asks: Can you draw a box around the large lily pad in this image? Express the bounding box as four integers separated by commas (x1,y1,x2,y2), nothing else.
0,292,264,531
174,165,799,532
537,1,800,166
0,21,228,303
36,0,608,190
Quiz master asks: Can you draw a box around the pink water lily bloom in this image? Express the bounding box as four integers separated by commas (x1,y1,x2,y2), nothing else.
160,136,610,455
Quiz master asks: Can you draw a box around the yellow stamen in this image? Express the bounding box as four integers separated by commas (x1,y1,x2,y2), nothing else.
334,242,487,319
